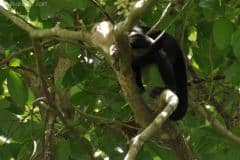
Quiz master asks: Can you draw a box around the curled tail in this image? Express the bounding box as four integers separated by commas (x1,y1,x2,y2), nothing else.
169,52,188,121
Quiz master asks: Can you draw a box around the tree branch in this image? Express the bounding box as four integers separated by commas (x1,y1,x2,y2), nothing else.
0,1,194,158
0,5,34,32
0,6,91,42
32,39,95,159
76,109,140,130
146,2,172,35
90,0,114,23
196,104,240,145
124,89,179,160
152,0,191,43
116,0,157,32
30,26,91,41
0,40,58,67
32,38,56,160
189,64,240,145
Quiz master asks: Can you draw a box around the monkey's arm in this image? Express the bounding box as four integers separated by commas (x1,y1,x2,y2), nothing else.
131,53,155,92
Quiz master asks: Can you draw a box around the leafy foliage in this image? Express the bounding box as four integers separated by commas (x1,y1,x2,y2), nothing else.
0,0,239,159
7,70,28,107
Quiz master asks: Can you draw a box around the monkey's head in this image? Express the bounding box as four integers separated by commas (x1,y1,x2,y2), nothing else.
91,21,115,53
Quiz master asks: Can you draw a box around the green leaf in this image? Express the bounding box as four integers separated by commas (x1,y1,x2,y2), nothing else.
0,145,17,160
0,110,18,132
145,65,164,90
7,71,28,107
55,139,71,160
225,62,240,85
58,12,74,27
231,28,240,61
213,18,234,50
39,4,57,20
94,127,126,159
61,43,80,60
4,0,27,15
0,99,11,109
199,0,217,10
48,0,90,11
75,0,90,10
17,144,32,160
69,139,92,160
62,63,92,88
0,69,7,95
29,4,40,20
188,26,198,42
0,69,7,85
70,91,96,107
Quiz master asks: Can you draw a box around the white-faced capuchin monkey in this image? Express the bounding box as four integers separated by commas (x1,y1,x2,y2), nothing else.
91,22,188,121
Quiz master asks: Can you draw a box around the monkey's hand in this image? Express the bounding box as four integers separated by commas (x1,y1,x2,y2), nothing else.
149,86,166,98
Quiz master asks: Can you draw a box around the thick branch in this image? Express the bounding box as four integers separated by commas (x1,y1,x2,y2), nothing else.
30,27,91,42
0,6,34,32
113,34,153,126
112,0,166,125
116,0,157,33
91,21,154,126
32,39,56,160
0,6,95,157
32,39,53,103
42,106,56,160
124,90,178,160
0,6,91,42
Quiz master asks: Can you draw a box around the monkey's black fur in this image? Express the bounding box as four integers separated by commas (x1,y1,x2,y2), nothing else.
129,26,188,121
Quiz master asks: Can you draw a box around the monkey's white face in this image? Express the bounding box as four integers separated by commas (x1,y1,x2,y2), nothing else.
96,21,112,38
91,21,115,52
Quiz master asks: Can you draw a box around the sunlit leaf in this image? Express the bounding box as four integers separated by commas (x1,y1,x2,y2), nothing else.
231,28,240,61
7,71,28,107
55,139,71,160
213,18,234,50
225,62,240,85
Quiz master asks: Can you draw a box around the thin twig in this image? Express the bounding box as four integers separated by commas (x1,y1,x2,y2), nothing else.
0,40,58,67
147,2,172,35
187,75,225,86
32,39,95,159
90,0,114,23
197,104,240,145
76,109,140,130
153,0,191,43
7,65,38,77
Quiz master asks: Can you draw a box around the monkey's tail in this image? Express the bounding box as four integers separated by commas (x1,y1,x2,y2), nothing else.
169,53,188,121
